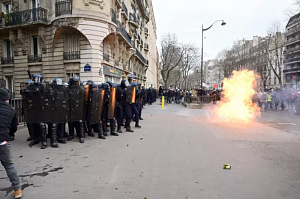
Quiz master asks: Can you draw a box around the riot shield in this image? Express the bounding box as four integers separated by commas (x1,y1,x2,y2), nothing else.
88,89,102,124
126,86,133,103
108,87,117,119
44,85,69,123
21,84,48,123
131,87,136,104
99,89,105,119
69,85,85,122
0,80,6,89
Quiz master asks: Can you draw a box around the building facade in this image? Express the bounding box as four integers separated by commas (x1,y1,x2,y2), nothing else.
0,0,158,98
284,13,300,89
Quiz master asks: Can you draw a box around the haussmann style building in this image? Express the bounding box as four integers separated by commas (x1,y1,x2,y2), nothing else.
0,0,158,98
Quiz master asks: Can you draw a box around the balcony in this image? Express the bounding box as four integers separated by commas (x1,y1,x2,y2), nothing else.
63,51,80,60
115,60,119,66
55,0,72,17
283,57,300,64
121,2,128,19
111,9,117,24
28,55,42,63
144,43,149,51
136,0,150,22
129,13,138,28
135,48,147,65
285,46,300,54
0,8,47,27
103,53,109,62
286,26,300,36
283,67,300,73
144,27,149,35
285,36,300,46
115,0,122,9
1,57,14,64
117,20,133,47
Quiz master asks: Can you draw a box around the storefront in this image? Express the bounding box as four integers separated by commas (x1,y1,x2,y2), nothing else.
103,65,122,84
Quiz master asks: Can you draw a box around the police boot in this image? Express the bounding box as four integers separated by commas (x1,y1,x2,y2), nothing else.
117,126,123,133
78,121,85,143
57,124,67,144
28,123,40,147
67,122,75,141
40,123,47,149
126,126,134,132
135,123,142,129
96,122,106,139
102,120,108,136
110,119,119,136
139,117,144,120
87,122,95,137
49,124,59,148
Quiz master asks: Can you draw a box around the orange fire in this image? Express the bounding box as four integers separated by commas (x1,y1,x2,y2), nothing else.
213,70,261,123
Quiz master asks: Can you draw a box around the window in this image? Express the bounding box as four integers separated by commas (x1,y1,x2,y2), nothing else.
64,33,80,53
30,36,40,55
286,74,292,83
67,73,80,80
2,40,12,58
2,2,11,14
31,0,39,8
4,76,13,95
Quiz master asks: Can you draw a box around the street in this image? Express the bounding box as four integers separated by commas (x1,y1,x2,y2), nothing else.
1,103,300,199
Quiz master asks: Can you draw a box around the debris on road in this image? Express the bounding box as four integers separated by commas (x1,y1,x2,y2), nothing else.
223,164,231,169
195,182,200,184
140,138,143,140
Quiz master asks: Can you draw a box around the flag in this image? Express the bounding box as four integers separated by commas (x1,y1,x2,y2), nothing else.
292,74,296,84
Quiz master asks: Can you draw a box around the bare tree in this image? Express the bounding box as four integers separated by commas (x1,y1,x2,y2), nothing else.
267,21,285,87
179,44,200,89
284,0,300,18
159,34,185,88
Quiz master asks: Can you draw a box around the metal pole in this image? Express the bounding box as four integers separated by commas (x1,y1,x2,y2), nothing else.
201,24,204,89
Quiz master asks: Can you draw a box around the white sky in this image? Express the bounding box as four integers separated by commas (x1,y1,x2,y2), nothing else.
152,0,294,60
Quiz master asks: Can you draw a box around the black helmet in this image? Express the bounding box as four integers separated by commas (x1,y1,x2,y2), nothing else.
101,83,109,90
120,79,130,88
106,81,113,87
69,77,80,86
86,80,95,85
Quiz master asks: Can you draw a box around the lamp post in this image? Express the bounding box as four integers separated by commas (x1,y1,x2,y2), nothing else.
201,20,226,88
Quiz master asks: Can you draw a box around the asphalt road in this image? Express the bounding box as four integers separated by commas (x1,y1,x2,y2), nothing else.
1,103,300,199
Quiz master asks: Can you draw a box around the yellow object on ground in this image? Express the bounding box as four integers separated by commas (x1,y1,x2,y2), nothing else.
162,96,164,109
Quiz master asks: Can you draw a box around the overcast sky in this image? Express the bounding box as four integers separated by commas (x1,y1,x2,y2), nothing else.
152,0,294,61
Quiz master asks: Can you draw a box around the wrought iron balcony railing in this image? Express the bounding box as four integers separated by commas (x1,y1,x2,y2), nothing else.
111,8,117,24
1,57,14,64
129,13,137,23
283,57,300,64
121,2,128,17
28,55,42,63
2,7,47,27
103,53,109,62
144,27,148,34
63,51,80,60
117,20,133,46
55,0,72,17
135,48,147,65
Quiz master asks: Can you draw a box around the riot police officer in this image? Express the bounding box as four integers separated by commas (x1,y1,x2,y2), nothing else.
131,83,141,128
116,80,134,133
68,77,85,143
85,81,106,139
101,82,119,136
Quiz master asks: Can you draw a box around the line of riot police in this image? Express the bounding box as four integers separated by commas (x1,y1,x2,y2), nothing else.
20,71,145,149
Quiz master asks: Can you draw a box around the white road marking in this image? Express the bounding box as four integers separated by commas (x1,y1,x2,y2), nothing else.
278,123,297,126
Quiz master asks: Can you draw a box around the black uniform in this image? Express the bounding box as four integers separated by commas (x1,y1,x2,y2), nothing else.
116,80,134,133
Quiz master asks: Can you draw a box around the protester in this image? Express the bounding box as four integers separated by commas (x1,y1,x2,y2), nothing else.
0,88,22,199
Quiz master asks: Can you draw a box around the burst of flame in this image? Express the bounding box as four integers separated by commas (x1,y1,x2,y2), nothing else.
214,70,261,123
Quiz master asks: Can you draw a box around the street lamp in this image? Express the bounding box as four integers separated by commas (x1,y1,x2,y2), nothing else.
201,20,226,88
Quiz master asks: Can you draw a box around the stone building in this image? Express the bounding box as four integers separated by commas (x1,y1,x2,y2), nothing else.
0,0,158,98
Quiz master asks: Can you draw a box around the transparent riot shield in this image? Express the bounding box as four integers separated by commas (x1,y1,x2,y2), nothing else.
108,87,117,119
69,85,85,122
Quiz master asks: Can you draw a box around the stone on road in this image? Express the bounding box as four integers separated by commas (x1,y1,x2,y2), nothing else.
1,103,300,199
